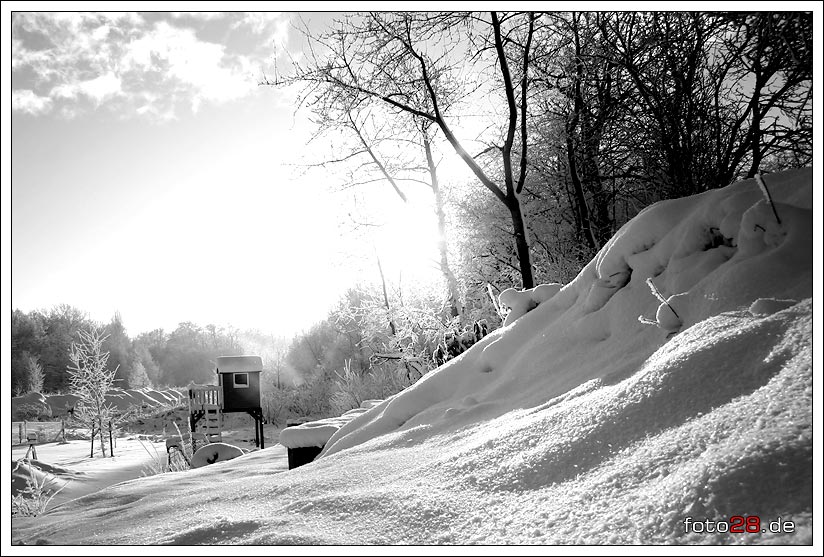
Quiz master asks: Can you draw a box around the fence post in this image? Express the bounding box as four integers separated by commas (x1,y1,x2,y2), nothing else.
90,425,95,458
18,422,23,445
109,421,114,458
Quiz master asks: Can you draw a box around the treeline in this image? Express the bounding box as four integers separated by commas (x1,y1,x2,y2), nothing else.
10,304,288,395
11,288,495,425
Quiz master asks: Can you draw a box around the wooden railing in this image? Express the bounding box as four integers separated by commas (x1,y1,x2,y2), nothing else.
188,386,222,410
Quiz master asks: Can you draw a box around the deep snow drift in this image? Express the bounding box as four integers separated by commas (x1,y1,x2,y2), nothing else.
9,168,815,546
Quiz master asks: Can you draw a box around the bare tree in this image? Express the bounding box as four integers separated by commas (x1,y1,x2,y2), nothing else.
271,11,540,288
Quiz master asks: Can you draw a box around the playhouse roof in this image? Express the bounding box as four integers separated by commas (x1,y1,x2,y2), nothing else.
215,355,262,374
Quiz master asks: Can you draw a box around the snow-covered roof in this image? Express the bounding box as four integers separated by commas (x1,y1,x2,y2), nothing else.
279,407,372,449
215,355,262,374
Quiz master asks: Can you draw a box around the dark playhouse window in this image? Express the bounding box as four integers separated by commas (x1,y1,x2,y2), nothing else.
233,373,249,388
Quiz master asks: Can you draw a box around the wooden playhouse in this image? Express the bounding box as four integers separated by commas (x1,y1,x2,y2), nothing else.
188,355,265,449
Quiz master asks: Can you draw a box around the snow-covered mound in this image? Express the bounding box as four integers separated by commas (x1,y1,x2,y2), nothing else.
10,169,814,545
320,168,812,460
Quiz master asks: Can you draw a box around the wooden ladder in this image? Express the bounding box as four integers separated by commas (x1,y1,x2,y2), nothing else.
201,404,222,443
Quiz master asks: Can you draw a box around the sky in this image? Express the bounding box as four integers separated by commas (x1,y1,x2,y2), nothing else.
6,7,454,339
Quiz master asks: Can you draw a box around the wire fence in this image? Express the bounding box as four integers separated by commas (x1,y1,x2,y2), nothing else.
12,421,67,445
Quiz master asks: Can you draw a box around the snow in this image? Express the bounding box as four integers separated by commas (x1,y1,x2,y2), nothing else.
6,168,817,548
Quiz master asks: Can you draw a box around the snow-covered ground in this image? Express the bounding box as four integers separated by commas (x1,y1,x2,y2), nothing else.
12,437,172,508
6,169,818,549
10,422,288,511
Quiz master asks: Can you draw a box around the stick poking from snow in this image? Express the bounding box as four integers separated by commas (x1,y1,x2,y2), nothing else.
755,173,782,225
645,277,680,320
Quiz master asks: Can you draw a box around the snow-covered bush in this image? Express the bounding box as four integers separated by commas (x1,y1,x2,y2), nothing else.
330,358,416,415
261,388,296,427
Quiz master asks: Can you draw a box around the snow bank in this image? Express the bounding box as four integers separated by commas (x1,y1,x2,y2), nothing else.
10,168,814,546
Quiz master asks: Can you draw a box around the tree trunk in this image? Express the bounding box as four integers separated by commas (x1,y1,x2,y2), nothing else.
98,415,107,457
566,135,598,251
506,194,534,289
424,134,461,318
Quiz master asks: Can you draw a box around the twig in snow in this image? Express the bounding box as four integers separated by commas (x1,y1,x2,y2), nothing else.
755,173,781,225
645,277,680,320
637,315,658,326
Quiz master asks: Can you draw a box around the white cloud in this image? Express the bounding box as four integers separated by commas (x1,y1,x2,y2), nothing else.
81,72,122,101
169,12,229,22
123,21,257,112
12,89,53,115
52,72,122,104
13,12,267,119
232,12,290,41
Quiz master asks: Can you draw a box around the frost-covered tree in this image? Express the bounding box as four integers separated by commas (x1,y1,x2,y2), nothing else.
127,358,151,389
22,352,45,394
67,327,119,457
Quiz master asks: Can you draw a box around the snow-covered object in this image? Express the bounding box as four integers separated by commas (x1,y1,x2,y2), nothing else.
11,168,813,545
749,297,799,317
499,283,563,326
190,443,244,469
279,407,372,450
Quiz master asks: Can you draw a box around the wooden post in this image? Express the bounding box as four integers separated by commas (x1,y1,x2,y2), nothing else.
90,425,96,458
18,422,23,445
109,421,114,458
